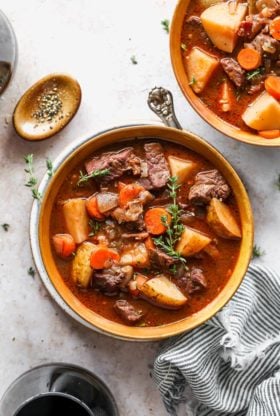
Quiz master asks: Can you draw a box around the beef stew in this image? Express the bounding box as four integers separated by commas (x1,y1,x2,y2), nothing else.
50,140,242,327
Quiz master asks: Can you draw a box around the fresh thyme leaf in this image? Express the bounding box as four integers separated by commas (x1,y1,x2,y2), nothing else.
28,267,36,278
46,158,54,177
130,55,138,65
188,76,197,86
24,154,42,201
153,176,186,266
89,219,101,237
275,173,280,190
77,169,110,186
181,43,187,51
1,223,10,232
252,244,265,259
161,19,170,33
246,67,265,81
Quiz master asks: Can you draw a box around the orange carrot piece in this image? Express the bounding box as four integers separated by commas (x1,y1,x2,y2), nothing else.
86,195,104,220
237,48,261,71
119,183,144,207
259,130,280,139
145,236,155,250
90,247,120,269
270,17,280,40
144,207,171,235
265,76,280,100
52,233,76,258
129,274,148,297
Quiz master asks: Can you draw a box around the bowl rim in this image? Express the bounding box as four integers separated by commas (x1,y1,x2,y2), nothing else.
30,122,254,341
170,0,280,147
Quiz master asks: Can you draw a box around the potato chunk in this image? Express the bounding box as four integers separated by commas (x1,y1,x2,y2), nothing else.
201,2,247,52
168,156,196,184
186,47,219,93
72,242,97,288
207,198,241,239
139,275,187,309
176,226,211,257
63,198,89,244
242,91,280,131
120,243,149,268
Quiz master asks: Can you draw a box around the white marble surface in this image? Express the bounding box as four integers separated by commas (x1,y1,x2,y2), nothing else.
0,1,280,415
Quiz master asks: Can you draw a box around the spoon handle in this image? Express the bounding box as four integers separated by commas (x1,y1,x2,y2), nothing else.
147,87,182,130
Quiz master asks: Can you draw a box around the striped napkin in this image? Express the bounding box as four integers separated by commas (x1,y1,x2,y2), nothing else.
153,264,280,416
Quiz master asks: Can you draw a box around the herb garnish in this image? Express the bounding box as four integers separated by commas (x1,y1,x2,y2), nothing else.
46,158,54,177
130,55,138,65
188,76,197,86
77,169,110,186
275,173,280,190
24,154,42,201
252,245,265,259
246,67,265,81
161,19,170,33
153,176,186,266
1,223,10,232
89,219,101,237
28,267,36,278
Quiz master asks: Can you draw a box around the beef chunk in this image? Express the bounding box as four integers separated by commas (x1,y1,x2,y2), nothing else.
188,169,230,205
149,247,177,268
93,266,125,294
113,201,143,223
124,215,146,232
248,82,264,95
143,143,170,190
85,148,141,183
177,268,207,295
114,300,144,324
245,33,279,56
220,58,246,88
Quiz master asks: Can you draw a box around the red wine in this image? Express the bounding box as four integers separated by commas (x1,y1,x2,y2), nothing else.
15,394,92,416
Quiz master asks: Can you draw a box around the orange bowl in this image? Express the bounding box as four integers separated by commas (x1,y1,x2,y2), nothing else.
30,124,253,341
170,0,280,147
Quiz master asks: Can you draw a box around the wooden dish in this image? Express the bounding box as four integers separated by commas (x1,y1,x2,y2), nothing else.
170,0,280,147
30,123,253,341
13,73,81,141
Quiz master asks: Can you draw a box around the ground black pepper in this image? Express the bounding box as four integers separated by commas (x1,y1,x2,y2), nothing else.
32,85,63,124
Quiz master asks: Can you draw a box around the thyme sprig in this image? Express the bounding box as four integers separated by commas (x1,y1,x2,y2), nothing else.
24,154,42,201
246,67,265,81
89,219,101,237
252,244,265,259
153,176,186,266
77,169,110,186
161,19,170,33
46,158,54,177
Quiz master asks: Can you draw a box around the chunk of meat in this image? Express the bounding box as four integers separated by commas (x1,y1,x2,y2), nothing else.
93,265,125,294
188,169,231,205
177,268,207,294
124,215,146,232
238,15,267,39
148,246,177,268
245,33,279,56
114,300,144,324
85,148,141,183
112,190,153,224
186,15,202,25
220,58,246,88
143,143,170,190
248,82,264,94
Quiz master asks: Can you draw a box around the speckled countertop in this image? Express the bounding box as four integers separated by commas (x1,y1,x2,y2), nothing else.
0,1,280,415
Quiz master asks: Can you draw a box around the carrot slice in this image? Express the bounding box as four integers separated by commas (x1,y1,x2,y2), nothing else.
86,195,104,220
90,247,120,269
52,233,76,258
237,48,261,71
265,76,280,100
259,130,280,139
145,236,155,250
144,207,171,235
119,183,144,207
270,17,280,40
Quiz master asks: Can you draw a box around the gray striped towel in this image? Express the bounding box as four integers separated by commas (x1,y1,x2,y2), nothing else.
153,264,280,415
